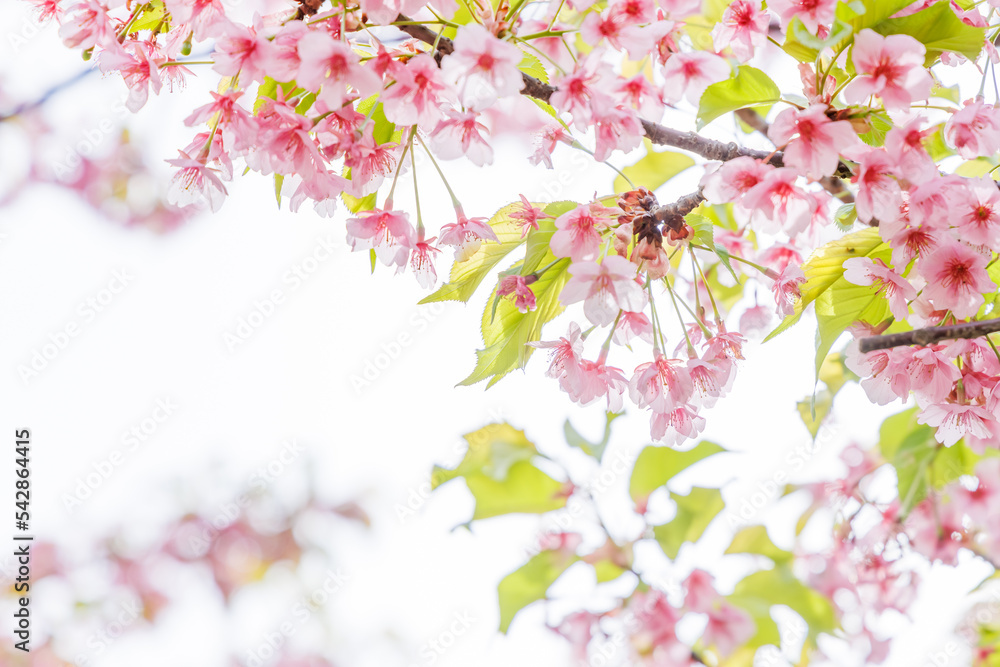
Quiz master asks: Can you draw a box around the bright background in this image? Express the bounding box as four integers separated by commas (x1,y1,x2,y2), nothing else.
0,2,992,665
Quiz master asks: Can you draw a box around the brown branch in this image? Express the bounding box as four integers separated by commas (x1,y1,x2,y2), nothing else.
858,318,1000,353
393,15,794,168
651,188,705,225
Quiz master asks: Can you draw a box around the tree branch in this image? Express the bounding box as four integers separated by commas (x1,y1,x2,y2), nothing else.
857,318,1000,353
651,188,705,224
394,16,795,168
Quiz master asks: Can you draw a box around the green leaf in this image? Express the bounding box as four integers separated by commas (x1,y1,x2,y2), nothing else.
763,228,885,343
518,51,549,84
653,487,725,559
728,565,838,652
814,278,888,379
273,173,283,209
593,559,627,583
465,462,569,520
432,423,539,487
342,188,377,214
878,407,982,514
782,16,853,63
857,112,893,147
498,550,578,633
797,390,833,438
523,201,576,273
130,0,166,32
687,214,714,248
564,411,622,461
420,202,530,304
874,1,986,65
725,525,793,564
629,441,726,509
613,145,695,194
697,66,780,130
432,423,568,521
834,203,857,232
459,254,572,388
781,0,914,64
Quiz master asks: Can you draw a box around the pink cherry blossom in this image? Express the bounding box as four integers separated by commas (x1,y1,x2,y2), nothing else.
884,117,938,185
906,346,962,404
650,403,706,444
661,52,730,106
550,52,616,128
944,99,1000,159
550,204,609,261
431,110,494,166
163,0,227,40
568,357,629,410
918,403,994,446
613,310,654,345
438,210,499,261
851,148,902,224
683,569,718,613
296,31,381,108
440,24,523,109
592,100,643,161
741,168,815,235
58,0,112,50
769,104,859,180
767,0,836,34
529,123,574,168
211,19,275,84
615,73,665,120
701,157,772,205
846,343,912,405
712,0,769,62
382,54,451,128
345,207,417,272
843,257,916,321
954,176,1000,248
528,322,585,394
918,241,994,319
629,353,694,412
561,255,648,326
702,603,756,657
497,275,537,313
409,235,441,289
99,40,164,113
842,30,932,112
771,264,804,317
165,151,228,212
510,195,551,237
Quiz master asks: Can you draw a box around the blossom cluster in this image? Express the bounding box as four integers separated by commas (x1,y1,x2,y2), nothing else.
27,0,1000,449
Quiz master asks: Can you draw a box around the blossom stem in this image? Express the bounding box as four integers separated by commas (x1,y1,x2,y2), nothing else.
546,0,567,30
690,251,722,328
415,133,462,208
646,277,665,353
690,243,774,277
385,128,414,205
600,311,624,357
664,278,695,357
411,137,424,231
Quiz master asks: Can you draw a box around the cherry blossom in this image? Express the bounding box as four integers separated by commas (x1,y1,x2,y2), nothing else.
560,255,648,325
843,257,916,321
440,24,524,110
769,104,859,180
843,30,932,112
918,241,994,319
